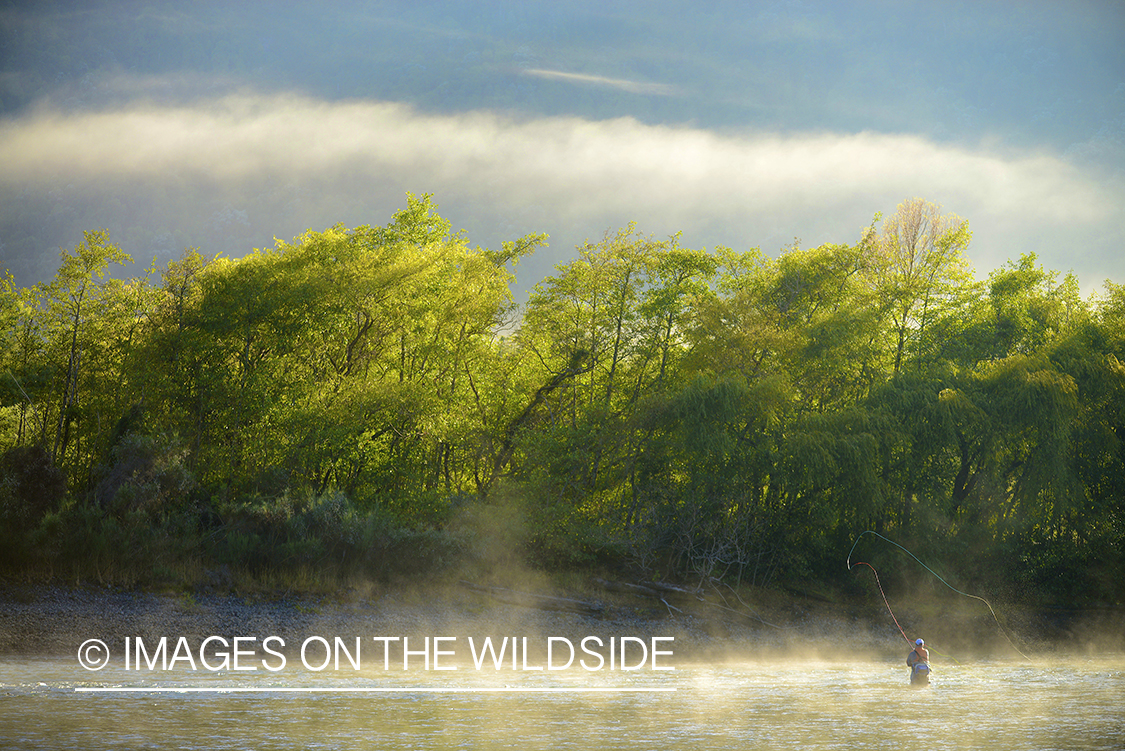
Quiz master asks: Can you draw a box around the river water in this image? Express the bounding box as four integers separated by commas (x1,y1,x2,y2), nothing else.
2,654,1123,749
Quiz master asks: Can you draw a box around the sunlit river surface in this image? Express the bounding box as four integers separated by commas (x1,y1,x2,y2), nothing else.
2,655,1123,749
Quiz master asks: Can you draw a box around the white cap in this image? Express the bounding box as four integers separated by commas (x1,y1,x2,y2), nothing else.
915,639,924,646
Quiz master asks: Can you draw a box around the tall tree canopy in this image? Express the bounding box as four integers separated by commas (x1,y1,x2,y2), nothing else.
1,196,1121,605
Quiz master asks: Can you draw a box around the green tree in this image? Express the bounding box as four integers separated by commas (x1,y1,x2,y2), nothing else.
689,241,883,411
134,195,545,524
40,230,133,481
986,253,1087,359
871,198,973,373
1,273,48,447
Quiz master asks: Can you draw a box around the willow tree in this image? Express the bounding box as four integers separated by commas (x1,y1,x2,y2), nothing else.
689,241,881,411
126,194,546,520
986,253,1086,359
512,226,731,566
280,199,543,514
517,226,674,494
679,241,891,576
1,273,46,447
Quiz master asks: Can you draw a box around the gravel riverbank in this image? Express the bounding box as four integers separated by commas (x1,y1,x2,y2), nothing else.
2,582,1118,662
0,582,888,661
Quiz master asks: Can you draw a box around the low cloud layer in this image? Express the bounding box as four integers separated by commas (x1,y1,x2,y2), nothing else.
2,91,1121,291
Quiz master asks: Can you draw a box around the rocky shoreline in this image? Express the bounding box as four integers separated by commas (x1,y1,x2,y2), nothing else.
1,582,1120,662
0,582,875,661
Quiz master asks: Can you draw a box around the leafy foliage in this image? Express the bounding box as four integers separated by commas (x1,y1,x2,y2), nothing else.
1,197,1121,605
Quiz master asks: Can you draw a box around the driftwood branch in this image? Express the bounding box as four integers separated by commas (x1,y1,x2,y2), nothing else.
660,598,684,617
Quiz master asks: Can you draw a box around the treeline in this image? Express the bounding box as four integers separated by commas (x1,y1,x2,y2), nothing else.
1,195,1123,605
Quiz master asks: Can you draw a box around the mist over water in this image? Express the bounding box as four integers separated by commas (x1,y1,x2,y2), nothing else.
2,655,1122,750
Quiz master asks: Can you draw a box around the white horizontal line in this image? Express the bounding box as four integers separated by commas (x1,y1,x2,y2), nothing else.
76,687,676,694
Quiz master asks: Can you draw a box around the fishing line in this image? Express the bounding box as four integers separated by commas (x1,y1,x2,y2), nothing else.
924,644,961,666
847,530,1030,660
851,560,911,645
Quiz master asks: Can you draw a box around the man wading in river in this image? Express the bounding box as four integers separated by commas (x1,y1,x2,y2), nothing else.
906,639,930,686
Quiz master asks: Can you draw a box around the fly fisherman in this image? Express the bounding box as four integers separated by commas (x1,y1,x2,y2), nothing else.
906,638,930,686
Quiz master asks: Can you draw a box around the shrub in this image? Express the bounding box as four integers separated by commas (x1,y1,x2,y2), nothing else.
0,445,67,565
92,432,197,516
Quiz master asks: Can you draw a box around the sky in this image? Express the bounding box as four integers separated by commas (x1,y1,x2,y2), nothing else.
1,0,1123,299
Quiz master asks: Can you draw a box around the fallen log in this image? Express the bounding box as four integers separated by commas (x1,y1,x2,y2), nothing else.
638,581,704,598
459,581,604,616
591,578,661,598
